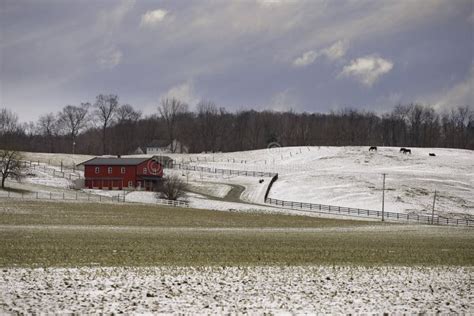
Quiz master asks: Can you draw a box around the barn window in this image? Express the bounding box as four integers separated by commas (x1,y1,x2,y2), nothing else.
121,167,126,174
95,167,99,174
128,181,133,187
108,167,112,174
143,167,147,174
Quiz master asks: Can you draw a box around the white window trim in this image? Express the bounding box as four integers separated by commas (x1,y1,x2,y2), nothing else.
95,167,100,174
143,167,147,174
108,167,112,174
128,181,133,187
121,167,126,174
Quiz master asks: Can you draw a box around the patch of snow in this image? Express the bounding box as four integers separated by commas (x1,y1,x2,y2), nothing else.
22,168,73,189
1,266,471,314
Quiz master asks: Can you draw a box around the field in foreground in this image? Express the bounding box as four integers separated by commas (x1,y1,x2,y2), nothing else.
1,200,472,267
1,266,471,314
1,200,472,314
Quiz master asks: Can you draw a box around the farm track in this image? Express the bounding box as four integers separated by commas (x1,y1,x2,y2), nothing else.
186,182,248,203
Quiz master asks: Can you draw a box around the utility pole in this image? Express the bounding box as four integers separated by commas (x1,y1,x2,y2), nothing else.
431,190,437,224
382,173,386,222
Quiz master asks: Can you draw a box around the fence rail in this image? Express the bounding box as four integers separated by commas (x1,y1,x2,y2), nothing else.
265,197,473,227
21,160,83,180
0,190,122,203
0,190,189,208
168,163,277,178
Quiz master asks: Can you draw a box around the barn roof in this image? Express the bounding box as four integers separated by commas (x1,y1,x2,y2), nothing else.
79,157,150,166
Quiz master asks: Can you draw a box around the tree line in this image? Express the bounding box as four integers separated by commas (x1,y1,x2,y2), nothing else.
1,95,473,155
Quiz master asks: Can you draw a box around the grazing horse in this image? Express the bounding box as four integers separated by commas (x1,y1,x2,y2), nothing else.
369,146,377,152
400,148,411,154
429,153,436,157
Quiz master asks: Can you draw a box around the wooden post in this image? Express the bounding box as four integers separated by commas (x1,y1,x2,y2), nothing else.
382,173,386,222
431,190,437,224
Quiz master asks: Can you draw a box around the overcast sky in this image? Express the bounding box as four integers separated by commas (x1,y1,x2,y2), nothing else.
1,0,473,122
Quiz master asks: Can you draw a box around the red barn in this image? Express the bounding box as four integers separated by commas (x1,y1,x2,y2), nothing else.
79,157,164,191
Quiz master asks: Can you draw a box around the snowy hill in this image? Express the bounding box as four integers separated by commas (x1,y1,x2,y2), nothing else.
16,146,473,219
165,146,473,218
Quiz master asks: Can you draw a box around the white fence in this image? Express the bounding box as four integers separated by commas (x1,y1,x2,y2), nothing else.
22,160,83,180
0,190,189,208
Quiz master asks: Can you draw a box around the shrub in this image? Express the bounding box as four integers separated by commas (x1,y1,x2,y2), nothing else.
155,175,187,201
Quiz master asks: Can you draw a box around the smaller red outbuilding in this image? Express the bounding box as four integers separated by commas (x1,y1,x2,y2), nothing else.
79,157,163,191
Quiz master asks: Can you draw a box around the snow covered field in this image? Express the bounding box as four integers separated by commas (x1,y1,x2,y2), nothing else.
23,168,73,189
163,146,474,219
1,266,471,314
17,146,474,219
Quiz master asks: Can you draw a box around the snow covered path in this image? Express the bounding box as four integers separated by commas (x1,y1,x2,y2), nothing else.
1,266,472,314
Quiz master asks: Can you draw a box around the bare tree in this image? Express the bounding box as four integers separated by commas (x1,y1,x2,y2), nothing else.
94,94,119,155
58,103,90,154
0,108,19,135
155,175,187,201
158,98,188,152
116,104,142,123
0,150,25,189
113,104,142,154
37,113,59,152
196,101,222,152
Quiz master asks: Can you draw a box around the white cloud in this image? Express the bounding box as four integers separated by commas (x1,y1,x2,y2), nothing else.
97,47,123,69
97,0,135,32
340,55,393,86
140,9,168,27
161,82,199,107
431,65,474,110
267,89,299,111
321,40,347,61
292,41,347,67
293,50,319,67
256,0,288,7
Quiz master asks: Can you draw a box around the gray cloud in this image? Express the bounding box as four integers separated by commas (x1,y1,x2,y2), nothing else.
1,0,472,121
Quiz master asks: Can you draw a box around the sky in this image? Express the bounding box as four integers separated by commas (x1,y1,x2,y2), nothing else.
1,0,473,122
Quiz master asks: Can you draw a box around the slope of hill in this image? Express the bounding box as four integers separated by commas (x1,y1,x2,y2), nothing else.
167,146,473,218
16,146,473,219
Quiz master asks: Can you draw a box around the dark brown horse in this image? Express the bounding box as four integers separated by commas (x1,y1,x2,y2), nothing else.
400,148,411,154
369,146,377,151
